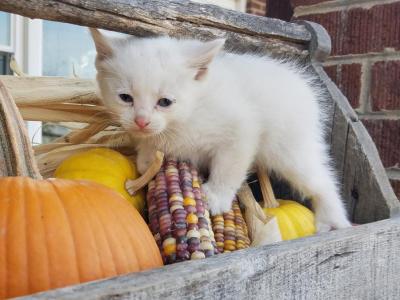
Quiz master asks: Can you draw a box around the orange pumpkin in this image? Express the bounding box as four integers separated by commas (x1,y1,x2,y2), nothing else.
0,80,162,298
0,177,163,299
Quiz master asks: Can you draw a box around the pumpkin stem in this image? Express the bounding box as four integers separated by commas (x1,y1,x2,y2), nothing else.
0,79,42,179
257,168,279,208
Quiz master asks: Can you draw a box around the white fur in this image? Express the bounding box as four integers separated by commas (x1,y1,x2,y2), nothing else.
91,30,351,231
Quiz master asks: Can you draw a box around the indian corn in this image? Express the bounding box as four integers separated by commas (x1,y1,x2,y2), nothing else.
147,158,250,264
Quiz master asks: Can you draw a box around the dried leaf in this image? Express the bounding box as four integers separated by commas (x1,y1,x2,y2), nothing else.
126,151,164,195
237,183,282,246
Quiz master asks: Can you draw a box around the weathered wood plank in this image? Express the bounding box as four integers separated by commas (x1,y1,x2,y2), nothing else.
312,64,399,223
296,21,331,63
18,218,400,300
343,121,400,223
0,0,309,56
330,102,349,184
305,18,399,221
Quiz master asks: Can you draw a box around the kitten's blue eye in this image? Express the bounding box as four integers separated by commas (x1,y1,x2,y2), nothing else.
119,93,133,104
158,98,173,107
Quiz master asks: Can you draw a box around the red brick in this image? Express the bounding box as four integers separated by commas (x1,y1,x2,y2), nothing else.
323,64,361,109
363,119,400,168
295,2,400,55
390,178,400,199
371,60,400,111
266,0,293,21
324,65,337,84
294,11,343,55
247,0,267,15
248,1,266,9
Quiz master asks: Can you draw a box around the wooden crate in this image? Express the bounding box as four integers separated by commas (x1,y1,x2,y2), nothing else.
0,0,399,299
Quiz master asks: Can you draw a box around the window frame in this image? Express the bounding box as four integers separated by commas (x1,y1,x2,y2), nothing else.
0,51,12,75
2,14,43,144
0,13,15,53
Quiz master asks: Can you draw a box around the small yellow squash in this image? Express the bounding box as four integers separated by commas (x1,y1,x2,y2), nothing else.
263,200,315,240
257,170,316,241
55,148,145,213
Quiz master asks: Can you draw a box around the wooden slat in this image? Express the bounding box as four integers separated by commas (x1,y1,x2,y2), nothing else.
0,0,310,56
19,218,400,299
330,102,349,183
313,65,400,223
343,122,400,223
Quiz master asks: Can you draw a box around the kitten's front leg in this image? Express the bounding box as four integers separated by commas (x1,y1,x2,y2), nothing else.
203,145,255,214
136,143,156,175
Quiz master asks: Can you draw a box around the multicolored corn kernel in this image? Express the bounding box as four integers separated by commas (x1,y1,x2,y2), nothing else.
232,199,251,249
146,159,250,264
146,158,217,264
211,214,225,253
209,197,250,253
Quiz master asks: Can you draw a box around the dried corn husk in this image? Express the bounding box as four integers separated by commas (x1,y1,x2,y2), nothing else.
237,183,282,246
2,74,128,163
125,151,164,195
0,75,99,105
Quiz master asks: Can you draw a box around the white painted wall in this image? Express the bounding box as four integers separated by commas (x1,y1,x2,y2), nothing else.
193,0,246,12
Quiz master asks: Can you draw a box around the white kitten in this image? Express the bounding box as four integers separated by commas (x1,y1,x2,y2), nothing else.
90,28,351,231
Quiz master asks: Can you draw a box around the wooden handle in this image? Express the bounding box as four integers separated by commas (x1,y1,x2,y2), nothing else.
0,79,42,178
257,168,279,208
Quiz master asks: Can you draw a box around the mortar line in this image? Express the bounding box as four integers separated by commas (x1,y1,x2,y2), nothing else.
294,0,400,17
322,51,400,66
358,60,372,114
387,168,400,180
358,113,400,120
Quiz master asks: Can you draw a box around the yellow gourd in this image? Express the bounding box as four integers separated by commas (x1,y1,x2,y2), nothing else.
55,148,145,213
263,200,315,240
258,170,316,241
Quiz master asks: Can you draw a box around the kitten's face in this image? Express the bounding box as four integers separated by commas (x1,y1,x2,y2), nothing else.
90,29,224,138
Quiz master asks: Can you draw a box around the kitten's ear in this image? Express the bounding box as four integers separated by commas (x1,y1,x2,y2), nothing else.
89,28,113,60
187,39,225,80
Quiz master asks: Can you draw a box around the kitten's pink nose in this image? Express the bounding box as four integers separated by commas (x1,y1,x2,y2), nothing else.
135,117,150,129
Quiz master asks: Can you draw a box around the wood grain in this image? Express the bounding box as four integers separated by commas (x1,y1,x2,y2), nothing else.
313,65,400,223
18,218,400,299
0,0,310,57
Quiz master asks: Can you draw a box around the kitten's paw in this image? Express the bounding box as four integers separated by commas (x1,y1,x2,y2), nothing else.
315,213,352,233
202,184,233,215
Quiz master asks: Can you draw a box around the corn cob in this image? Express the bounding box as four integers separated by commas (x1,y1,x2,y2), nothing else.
211,197,251,253
146,158,250,264
147,159,217,264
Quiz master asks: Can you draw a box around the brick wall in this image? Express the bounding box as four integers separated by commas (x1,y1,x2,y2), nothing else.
290,0,400,198
247,0,267,15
